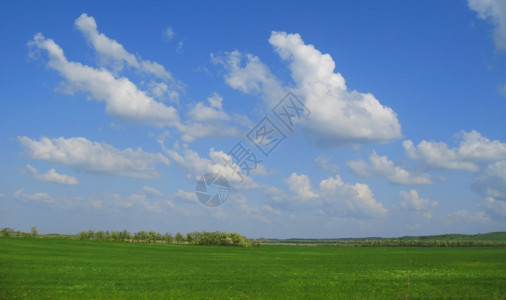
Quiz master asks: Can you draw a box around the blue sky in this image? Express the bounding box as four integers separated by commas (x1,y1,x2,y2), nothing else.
1,1,505,238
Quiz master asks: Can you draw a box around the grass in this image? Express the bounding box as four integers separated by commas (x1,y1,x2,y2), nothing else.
0,237,505,299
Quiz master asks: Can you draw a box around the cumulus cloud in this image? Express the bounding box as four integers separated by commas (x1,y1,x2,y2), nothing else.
473,159,506,200
319,175,388,218
217,32,402,146
398,190,437,219
348,152,432,185
160,141,259,189
458,130,506,161
212,50,286,105
26,165,78,185
269,32,402,146
173,92,244,142
469,0,506,50
29,15,267,143
19,136,169,179
482,197,506,218
188,93,229,122
279,172,387,218
403,130,506,171
285,173,318,199
29,33,180,126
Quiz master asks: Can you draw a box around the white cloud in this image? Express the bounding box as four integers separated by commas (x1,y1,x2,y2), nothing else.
319,175,388,218
207,92,224,110
458,130,506,161
398,190,437,217
473,159,506,200
174,92,246,142
212,50,286,105
233,193,281,223
277,172,387,218
403,130,506,171
164,26,175,40
285,173,318,199
99,190,163,213
348,152,432,185
445,210,492,226
174,189,197,202
175,122,241,143
26,165,79,185
160,141,258,189
403,140,479,171
269,32,402,146
75,13,176,82
29,33,180,126
314,154,339,173
469,0,506,50
217,32,402,146
188,93,229,122
482,197,506,218
19,136,169,179
142,186,162,197
14,188,54,203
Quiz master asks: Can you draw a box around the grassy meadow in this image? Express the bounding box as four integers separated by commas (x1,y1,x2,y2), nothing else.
1,237,505,299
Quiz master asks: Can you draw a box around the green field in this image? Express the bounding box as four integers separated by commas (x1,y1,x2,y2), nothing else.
0,238,505,299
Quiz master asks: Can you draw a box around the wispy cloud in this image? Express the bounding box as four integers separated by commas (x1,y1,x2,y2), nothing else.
19,136,169,179
26,165,78,185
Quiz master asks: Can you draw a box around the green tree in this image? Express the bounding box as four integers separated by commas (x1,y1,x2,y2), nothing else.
30,226,38,237
95,231,104,241
162,232,173,244
175,232,185,244
1,228,14,237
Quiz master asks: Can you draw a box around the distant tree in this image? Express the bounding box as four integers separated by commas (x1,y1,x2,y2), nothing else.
186,233,193,244
78,231,88,240
175,232,185,244
162,232,173,244
0,228,14,237
119,230,132,242
134,231,148,243
95,231,104,241
30,226,38,237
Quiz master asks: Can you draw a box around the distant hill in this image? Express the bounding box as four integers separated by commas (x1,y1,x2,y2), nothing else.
396,232,506,242
257,232,506,246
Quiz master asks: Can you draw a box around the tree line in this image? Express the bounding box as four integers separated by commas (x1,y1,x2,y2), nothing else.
0,227,259,247
355,239,506,247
